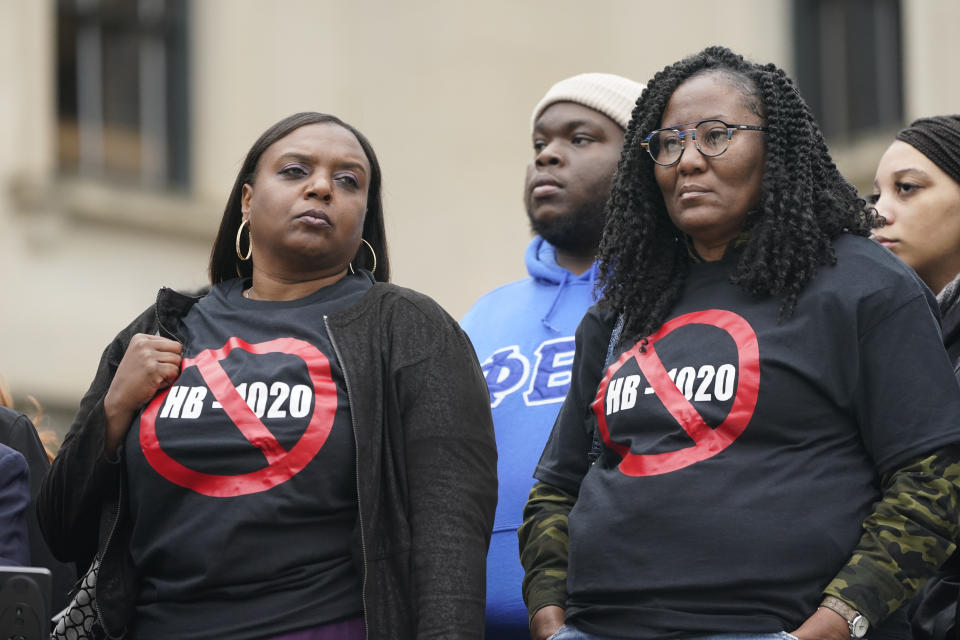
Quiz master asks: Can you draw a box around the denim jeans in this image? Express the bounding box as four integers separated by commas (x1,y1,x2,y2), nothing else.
548,626,799,640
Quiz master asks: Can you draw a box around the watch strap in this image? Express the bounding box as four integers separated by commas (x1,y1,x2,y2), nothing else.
820,596,858,623
820,596,869,638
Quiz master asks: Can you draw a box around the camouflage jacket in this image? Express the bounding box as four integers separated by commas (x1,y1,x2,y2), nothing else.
519,445,960,626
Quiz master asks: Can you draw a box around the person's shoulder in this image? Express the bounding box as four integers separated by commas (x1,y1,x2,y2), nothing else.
108,300,164,349
371,281,443,310
117,285,207,338
461,277,537,322
0,442,26,471
156,285,209,315
827,234,930,298
0,406,27,425
347,282,458,329
581,301,615,325
833,234,914,274
571,301,618,344
822,234,937,325
0,408,50,477
357,284,480,366
468,277,537,305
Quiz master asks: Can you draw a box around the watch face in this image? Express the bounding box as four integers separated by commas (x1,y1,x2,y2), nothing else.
851,615,870,638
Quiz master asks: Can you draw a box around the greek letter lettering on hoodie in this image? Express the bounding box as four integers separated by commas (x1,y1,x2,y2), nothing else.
461,235,598,635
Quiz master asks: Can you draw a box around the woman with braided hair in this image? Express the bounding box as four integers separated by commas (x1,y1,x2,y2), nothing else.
871,115,960,640
872,115,960,375
519,46,960,640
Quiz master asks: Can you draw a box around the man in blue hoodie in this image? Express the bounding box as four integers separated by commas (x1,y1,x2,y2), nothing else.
461,72,644,639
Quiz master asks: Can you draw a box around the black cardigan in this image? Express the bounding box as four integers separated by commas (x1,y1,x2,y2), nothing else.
38,282,497,639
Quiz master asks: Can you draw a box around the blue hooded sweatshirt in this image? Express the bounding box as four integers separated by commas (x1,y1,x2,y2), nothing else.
461,236,598,638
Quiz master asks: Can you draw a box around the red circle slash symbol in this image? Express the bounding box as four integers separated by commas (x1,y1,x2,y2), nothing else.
140,337,336,497
592,309,760,476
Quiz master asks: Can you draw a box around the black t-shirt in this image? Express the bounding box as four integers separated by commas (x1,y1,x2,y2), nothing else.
535,235,960,639
125,274,371,640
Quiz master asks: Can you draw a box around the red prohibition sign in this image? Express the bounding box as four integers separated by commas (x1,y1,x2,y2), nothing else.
140,336,336,497
592,309,760,476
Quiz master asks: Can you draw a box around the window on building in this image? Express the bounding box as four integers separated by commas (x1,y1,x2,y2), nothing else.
793,0,903,141
56,0,189,189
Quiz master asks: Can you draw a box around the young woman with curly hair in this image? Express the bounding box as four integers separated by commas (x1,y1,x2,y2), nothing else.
519,46,960,640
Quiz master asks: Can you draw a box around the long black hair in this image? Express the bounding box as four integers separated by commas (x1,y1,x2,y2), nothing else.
209,112,390,284
597,46,875,343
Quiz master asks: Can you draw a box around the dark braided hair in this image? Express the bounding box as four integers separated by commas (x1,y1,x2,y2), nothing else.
896,115,960,186
597,46,876,344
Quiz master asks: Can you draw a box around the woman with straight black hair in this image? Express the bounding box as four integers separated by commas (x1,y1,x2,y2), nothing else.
39,112,497,640
209,112,390,285
520,47,960,640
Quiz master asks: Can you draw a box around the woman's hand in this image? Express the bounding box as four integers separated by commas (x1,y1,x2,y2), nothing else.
790,606,852,640
103,334,182,457
530,605,564,640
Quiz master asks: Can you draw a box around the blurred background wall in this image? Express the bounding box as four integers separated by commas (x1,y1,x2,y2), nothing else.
1,0,958,439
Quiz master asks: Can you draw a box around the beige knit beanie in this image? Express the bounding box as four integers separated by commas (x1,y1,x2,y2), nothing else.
531,72,646,131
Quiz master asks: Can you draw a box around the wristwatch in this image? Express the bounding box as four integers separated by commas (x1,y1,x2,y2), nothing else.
820,596,870,639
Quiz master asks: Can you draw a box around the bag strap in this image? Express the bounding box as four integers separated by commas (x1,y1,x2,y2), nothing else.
587,314,624,464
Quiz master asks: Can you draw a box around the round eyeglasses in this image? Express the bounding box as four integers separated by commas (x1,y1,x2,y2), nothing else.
641,119,767,166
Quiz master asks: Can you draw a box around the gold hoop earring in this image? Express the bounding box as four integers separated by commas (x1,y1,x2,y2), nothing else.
235,219,252,261
351,237,377,275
